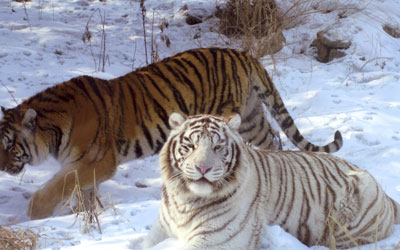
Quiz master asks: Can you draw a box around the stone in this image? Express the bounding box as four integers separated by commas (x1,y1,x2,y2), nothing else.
328,49,346,62
383,24,400,38
186,15,202,25
312,26,352,63
317,30,351,49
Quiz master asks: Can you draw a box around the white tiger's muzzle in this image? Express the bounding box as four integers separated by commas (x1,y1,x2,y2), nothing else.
182,138,226,196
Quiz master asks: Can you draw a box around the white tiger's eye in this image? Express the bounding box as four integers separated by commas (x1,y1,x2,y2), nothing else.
180,143,194,155
214,145,223,151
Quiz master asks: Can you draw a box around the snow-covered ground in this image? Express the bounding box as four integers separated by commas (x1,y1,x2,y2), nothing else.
0,0,399,249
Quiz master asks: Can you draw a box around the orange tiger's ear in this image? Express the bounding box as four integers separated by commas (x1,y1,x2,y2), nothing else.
22,108,37,131
169,112,186,129
227,114,241,131
1,106,6,114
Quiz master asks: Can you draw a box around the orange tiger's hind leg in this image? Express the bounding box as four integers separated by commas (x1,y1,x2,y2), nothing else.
28,149,117,220
239,104,282,150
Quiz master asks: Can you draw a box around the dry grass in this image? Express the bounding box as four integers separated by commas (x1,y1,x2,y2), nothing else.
218,0,363,58
219,0,280,38
15,0,33,31
60,170,108,234
140,0,149,65
327,214,361,250
394,241,400,250
82,8,109,72
0,225,39,250
219,0,285,58
321,203,400,250
0,80,18,105
139,1,162,65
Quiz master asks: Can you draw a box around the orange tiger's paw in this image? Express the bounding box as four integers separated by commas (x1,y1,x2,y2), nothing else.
28,190,57,220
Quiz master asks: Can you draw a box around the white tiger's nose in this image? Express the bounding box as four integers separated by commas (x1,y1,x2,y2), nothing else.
195,165,211,175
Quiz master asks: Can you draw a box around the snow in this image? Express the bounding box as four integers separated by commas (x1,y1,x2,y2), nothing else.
0,0,399,249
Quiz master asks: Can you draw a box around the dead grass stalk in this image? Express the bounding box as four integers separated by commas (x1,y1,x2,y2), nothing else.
219,0,284,58
82,8,109,72
140,0,149,65
218,0,363,58
21,0,32,31
0,225,39,250
60,170,105,234
0,80,19,105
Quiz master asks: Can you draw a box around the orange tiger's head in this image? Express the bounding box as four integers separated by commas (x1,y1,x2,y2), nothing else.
0,106,37,175
160,112,249,198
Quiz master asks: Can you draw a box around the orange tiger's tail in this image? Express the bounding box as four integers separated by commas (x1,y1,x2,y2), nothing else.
251,59,343,153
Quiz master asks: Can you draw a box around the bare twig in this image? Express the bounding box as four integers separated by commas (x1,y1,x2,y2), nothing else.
51,0,55,21
359,56,393,72
150,10,160,63
0,80,18,105
21,0,32,31
151,10,155,63
131,40,137,71
140,0,148,65
82,9,109,72
98,10,108,72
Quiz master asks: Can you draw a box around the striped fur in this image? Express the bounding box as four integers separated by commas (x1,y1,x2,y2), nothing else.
0,48,341,219
144,113,400,249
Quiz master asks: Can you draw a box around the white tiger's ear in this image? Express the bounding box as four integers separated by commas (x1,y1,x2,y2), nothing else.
22,108,37,131
227,114,241,131
169,112,186,129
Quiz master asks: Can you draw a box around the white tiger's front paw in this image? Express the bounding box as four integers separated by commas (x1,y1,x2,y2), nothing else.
129,234,145,249
141,236,162,249
142,237,186,250
180,243,208,250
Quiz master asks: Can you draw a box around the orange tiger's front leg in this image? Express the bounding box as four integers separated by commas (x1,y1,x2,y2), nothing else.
28,148,118,220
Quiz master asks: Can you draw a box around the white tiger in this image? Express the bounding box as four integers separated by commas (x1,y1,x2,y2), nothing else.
143,113,400,249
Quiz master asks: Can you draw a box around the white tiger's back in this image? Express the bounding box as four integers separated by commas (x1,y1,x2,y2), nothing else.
252,149,400,248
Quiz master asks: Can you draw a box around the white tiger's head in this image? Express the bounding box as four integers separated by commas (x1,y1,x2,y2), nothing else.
160,113,249,198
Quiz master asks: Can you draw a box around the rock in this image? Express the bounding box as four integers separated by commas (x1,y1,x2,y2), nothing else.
383,23,400,38
311,27,352,63
311,39,329,62
328,49,346,62
186,15,202,25
261,31,286,55
317,30,351,49
76,0,90,7
244,30,286,57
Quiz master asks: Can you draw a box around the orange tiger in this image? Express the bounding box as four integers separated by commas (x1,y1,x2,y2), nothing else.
0,48,342,219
